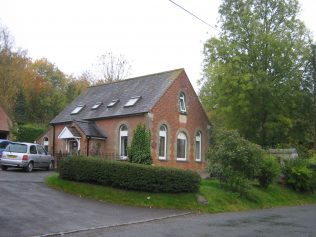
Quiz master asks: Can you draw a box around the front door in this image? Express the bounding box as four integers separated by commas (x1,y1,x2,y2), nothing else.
69,140,79,155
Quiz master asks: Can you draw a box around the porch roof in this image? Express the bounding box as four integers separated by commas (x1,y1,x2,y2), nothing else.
75,120,107,139
58,126,81,139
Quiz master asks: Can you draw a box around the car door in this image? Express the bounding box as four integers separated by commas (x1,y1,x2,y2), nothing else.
37,145,50,167
29,145,40,167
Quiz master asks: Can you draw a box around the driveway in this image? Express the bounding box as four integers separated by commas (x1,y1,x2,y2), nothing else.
0,169,187,237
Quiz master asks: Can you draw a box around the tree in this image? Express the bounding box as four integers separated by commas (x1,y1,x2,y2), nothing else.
13,89,28,124
25,58,68,123
200,0,314,149
95,51,131,84
0,25,31,113
128,124,152,165
66,75,90,103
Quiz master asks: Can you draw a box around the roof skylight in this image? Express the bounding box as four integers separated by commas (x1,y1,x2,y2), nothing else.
71,105,85,115
107,99,120,108
91,102,102,110
124,96,141,107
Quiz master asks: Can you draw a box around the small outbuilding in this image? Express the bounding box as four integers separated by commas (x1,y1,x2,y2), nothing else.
0,106,12,139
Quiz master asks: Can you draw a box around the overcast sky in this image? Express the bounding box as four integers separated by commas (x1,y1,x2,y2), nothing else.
1,0,315,90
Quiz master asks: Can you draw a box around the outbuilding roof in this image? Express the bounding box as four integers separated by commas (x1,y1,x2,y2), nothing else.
50,68,183,124
0,106,12,132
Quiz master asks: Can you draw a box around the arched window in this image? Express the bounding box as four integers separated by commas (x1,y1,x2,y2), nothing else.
177,132,187,161
195,131,202,161
179,92,187,113
119,124,128,159
158,125,167,160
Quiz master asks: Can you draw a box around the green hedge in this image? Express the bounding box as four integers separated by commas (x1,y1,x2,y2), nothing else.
59,156,201,193
12,124,47,142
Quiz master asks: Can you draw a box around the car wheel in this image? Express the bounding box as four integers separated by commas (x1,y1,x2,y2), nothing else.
47,161,54,171
1,165,8,171
24,162,33,172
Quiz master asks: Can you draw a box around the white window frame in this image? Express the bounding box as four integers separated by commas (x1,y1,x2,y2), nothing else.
179,93,187,113
124,96,141,107
158,125,167,160
195,131,202,162
91,102,102,110
107,99,119,108
71,105,84,115
119,125,128,160
176,132,187,161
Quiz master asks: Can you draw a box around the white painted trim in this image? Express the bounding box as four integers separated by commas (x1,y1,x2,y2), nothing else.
176,132,187,161
58,127,80,139
158,125,167,160
195,132,202,162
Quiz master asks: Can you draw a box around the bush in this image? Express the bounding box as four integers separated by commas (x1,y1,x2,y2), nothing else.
59,156,201,193
283,158,316,192
128,124,152,165
208,130,265,195
12,123,47,142
257,155,280,188
307,155,316,171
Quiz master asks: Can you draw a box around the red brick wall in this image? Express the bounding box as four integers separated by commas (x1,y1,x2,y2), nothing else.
53,123,89,156
35,126,54,153
149,71,209,171
51,71,209,172
96,115,146,155
52,116,146,157
53,123,71,155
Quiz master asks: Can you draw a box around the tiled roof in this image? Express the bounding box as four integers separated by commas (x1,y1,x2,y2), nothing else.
75,120,107,138
50,68,183,124
67,126,81,137
0,106,12,131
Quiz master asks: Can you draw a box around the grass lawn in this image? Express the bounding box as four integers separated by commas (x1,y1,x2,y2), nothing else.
46,173,316,213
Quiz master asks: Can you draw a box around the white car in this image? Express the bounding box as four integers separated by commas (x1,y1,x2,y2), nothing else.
0,142,54,172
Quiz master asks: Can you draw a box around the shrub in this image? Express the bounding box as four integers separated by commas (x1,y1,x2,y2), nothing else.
128,124,152,165
307,155,316,171
257,155,280,188
207,130,265,195
59,156,201,193
12,123,47,142
283,158,316,192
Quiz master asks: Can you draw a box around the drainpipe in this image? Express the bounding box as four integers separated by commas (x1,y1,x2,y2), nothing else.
87,137,90,156
52,125,55,156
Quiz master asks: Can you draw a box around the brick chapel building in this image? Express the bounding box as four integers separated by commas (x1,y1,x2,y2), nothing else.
39,69,210,171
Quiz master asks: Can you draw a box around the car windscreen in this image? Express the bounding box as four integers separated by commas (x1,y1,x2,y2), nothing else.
0,142,8,149
5,144,28,153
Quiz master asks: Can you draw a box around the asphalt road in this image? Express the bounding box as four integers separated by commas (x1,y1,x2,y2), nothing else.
1,169,315,237
60,204,316,237
0,169,186,237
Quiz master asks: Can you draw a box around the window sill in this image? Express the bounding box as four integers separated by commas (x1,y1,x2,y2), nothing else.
195,159,203,163
158,158,168,162
176,159,188,163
